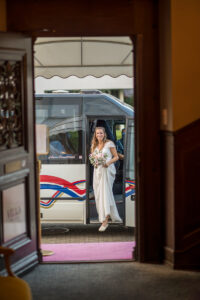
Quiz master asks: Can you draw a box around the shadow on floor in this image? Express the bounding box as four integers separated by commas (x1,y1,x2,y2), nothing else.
41,223,135,244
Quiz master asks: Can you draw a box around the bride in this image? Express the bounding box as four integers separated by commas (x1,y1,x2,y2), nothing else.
90,127,122,232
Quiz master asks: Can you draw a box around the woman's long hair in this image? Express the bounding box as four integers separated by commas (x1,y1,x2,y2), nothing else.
90,127,108,153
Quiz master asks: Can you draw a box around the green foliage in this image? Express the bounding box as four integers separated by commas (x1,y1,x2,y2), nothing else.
116,129,122,140
124,96,134,106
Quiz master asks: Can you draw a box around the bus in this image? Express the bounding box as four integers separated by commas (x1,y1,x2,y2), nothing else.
35,91,135,227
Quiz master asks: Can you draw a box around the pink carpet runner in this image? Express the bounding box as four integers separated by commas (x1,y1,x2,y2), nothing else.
42,241,135,262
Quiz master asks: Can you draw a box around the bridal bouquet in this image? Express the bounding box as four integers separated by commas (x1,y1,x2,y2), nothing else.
89,150,108,168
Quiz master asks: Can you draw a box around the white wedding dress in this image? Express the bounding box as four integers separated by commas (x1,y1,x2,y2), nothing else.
93,140,122,223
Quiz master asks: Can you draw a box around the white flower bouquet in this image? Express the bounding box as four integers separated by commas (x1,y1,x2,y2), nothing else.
89,150,108,168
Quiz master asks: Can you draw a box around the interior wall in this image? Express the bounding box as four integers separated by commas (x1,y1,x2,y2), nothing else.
160,0,200,269
160,0,200,131
0,0,7,31
171,0,200,131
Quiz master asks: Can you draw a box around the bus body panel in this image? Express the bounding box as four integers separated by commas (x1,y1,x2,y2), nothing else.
40,164,86,223
125,196,135,227
41,200,86,223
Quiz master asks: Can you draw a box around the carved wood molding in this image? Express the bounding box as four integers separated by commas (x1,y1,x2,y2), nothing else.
0,60,23,150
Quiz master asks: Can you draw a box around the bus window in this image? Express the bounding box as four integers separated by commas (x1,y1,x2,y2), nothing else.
114,123,125,156
36,97,84,164
115,124,125,141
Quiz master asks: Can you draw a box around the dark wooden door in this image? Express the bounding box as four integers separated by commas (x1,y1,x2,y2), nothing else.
0,33,38,274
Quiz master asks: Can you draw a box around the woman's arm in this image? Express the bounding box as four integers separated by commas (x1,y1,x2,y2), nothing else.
104,147,119,168
117,152,124,160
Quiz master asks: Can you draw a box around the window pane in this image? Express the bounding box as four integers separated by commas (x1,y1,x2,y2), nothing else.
3,183,26,242
36,97,84,163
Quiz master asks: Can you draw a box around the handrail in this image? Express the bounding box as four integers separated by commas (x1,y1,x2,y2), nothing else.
0,246,15,277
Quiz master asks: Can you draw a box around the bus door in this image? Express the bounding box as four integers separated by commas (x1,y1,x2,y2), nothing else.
87,118,126,224
36,95,87,224
124,118,135,227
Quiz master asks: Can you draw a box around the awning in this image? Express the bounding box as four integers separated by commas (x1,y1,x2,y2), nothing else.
34,37,134,79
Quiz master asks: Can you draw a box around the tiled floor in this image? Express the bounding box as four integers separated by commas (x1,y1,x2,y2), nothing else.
41,223,135,244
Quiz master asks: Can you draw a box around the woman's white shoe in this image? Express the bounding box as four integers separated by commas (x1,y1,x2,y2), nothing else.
98,224,109,232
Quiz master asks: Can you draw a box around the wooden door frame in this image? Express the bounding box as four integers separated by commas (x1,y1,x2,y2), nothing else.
33,32,161,263
33,33,160,264
7,0,162,264
132,34,143,261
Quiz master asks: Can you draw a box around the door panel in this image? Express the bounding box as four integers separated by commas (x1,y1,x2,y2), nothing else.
125,119,135,227
0,33,38,274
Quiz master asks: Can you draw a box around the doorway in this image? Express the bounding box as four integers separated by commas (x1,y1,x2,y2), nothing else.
34,36,136,262
87,118,135,228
